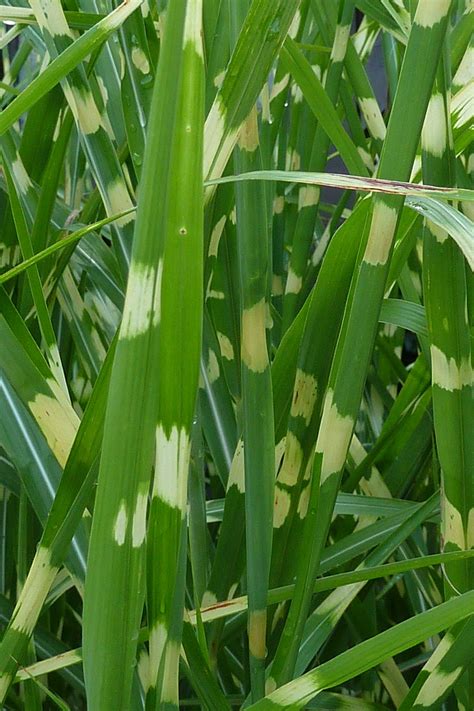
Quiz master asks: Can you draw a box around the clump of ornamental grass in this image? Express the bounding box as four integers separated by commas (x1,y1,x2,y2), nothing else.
0,0,473,710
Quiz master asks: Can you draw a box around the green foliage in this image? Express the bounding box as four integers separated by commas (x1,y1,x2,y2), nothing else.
0,0,472,709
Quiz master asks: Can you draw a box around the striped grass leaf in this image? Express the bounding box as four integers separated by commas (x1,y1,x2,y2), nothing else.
0,0,143,136
202,198,368,627
145,2,204,707
190,550,474,625
204,0,301,187
27,0,136,274
117,5,155,176
267,0,455,689
234,101,275,699
421,44,474,706
206,169,474,202
0,312,79,472
82,1,204,710
1,156,67,391
10,549,474,684
248,591,474,710
0,338,113,700
398,617,474,710
1,0,473,708
269,200,370,595
0,207,135,285
74,0,127,146
227,9,274,696
281,0,355,334
279,36,368,176
293,494,441,676
0,6,103,28
199,313,239,485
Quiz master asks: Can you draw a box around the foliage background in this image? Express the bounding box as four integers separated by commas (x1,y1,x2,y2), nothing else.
0,0,473,709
